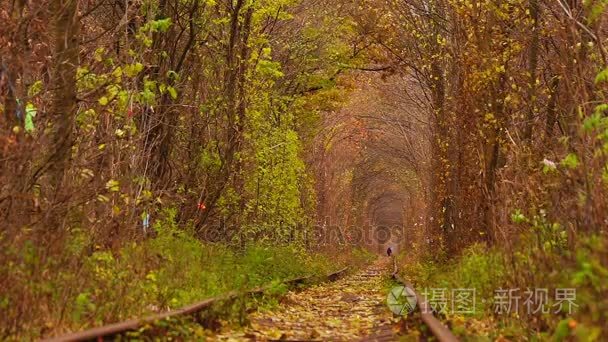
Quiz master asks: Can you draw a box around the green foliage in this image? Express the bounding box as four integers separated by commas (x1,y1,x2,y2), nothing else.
561,153,580,170
510,209,527,224
136,18,173,47
124,62,144,77
0,210,350,339
72,292,95,322
240,102,310,241
256,59,284,79
405,235,608,339
24,103,37,133
529,211,568,253
402,244,505,319
552,318,571,342
586,0,608,24
27,80,43,98
582,112,606,132
594,67,608,84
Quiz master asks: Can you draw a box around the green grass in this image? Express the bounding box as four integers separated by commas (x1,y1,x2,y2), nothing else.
399,237,608,341
0,209,372,340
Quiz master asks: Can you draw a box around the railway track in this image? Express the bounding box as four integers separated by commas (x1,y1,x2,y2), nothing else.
216,257,460,341
44,268,349,342
45,257,460,341
214,259,395,341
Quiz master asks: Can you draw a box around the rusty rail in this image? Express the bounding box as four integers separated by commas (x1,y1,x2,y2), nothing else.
327,266,349,281
44,268,348,342
391,257,459,342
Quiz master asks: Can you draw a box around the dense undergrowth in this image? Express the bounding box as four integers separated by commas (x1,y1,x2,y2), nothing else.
0,209,373,340
400,235,608,341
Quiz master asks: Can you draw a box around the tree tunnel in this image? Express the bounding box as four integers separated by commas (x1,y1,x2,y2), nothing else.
313,72,432,256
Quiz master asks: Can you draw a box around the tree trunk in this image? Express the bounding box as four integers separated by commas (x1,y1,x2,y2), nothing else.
197,0,252,230
45,0,79,200
523,0,540,142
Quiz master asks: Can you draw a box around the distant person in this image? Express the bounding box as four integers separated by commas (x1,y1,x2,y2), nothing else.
387,246,393,257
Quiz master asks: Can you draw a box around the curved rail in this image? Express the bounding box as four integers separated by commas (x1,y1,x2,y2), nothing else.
391,257,459,342
44,267,349,342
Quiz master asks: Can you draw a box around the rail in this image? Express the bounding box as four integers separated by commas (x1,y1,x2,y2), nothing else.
391,257,459,342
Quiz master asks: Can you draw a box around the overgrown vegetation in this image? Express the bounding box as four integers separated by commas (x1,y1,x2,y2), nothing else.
1,1,369,338
1,209,372,339
1,0,608,340
400,235,607,340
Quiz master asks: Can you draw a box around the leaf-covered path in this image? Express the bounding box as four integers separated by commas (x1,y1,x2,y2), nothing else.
214,258,399,341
